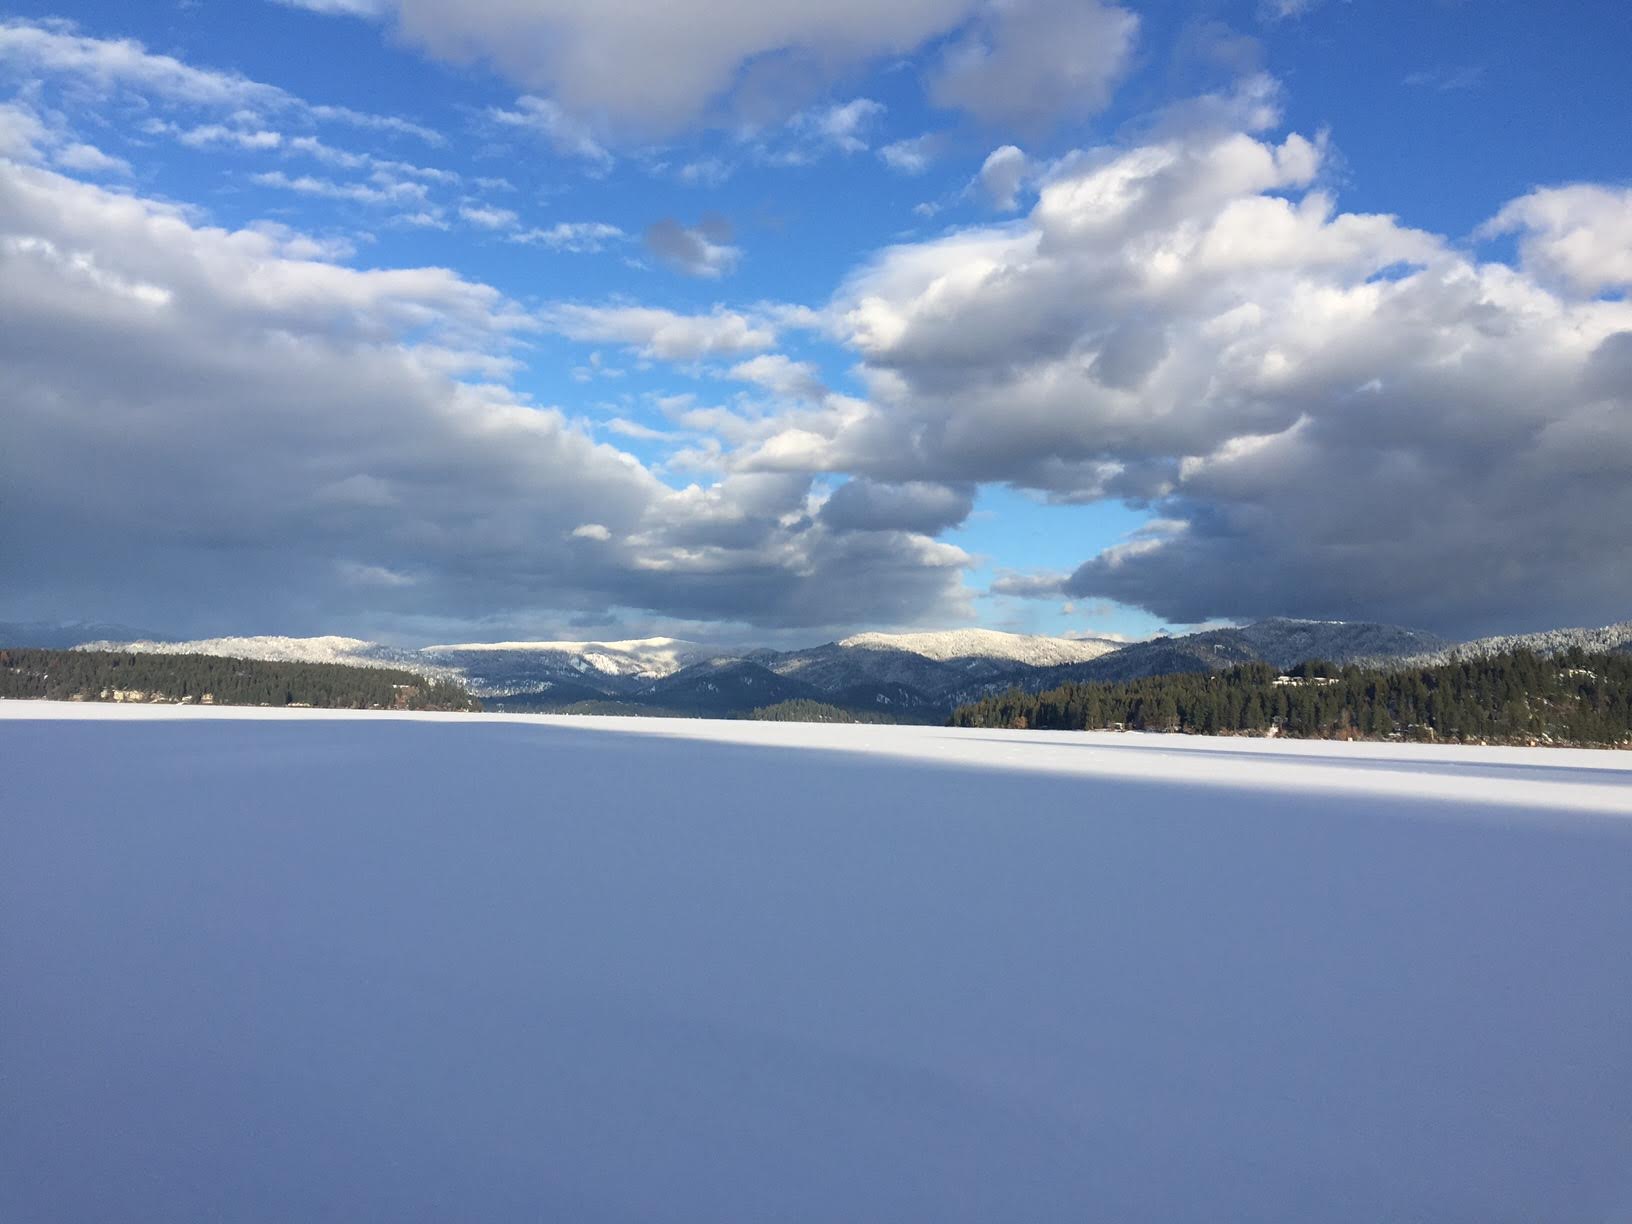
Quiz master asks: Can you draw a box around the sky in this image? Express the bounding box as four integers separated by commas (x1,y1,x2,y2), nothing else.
1,0,1629,647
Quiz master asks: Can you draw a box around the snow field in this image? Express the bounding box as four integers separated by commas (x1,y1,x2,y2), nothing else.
3,703,1630,1222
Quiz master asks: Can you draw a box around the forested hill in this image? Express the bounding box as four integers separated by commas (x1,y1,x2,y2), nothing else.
0,649,480,712
951,648,1632,748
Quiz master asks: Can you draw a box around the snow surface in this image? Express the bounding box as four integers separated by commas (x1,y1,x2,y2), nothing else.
4,702,1632,1223
839,627,1122,666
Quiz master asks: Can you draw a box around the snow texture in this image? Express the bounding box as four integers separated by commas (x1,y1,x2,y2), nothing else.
4,703,1632,1223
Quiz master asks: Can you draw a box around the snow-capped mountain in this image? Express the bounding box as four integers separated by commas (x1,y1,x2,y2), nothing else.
837,629,1122,668
420,638,725,697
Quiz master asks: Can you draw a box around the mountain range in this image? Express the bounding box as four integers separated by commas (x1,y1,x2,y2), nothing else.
24,615,1626,721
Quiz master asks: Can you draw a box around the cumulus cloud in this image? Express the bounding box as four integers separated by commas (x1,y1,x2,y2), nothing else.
1480,185,1632,297
728,354,827,401
930,0,1138,129
644,215,741,278
0,163,970,635
820,480,976,534
727,118,1632,634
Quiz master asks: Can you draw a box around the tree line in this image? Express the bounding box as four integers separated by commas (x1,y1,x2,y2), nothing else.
950,647,1632,747
0,648,480,712
748,698,894,724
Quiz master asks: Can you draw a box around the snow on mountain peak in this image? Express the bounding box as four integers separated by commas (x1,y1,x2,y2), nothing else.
419,637,717,679
838,628,1122,667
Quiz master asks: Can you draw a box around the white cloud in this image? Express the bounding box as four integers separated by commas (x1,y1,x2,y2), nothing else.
0,18,439,142
176,123,285,151
570,523,613,541
459,203,519,230
676,157,734,186
487,95,613,169
977,144,1029,210
1260,0,1320,18
0,101,48,159
512,221,625,253
879,133,942,175
52,142,132,176
728,354,826,401
253,169,428,206
792,97,884,155
1480,185,1632,297
543,304,776,360
272,0,385,15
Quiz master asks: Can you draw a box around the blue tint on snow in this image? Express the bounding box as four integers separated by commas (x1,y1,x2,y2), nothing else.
3,715,1632,1222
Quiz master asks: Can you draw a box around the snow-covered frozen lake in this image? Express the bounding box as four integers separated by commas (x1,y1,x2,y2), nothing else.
4,703,1632,1222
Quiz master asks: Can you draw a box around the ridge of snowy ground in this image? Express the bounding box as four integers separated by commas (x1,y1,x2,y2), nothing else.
5,702,1630,1223
838,628,1123,666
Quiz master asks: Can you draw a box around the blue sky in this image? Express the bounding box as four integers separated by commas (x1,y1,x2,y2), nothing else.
1,0,1629,645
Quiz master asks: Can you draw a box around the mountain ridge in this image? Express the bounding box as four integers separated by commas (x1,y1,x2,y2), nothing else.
33,615,1629,721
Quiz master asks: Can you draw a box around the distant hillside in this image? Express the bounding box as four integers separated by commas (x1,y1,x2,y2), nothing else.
1005,619,1452,696
1,649,479,712
636,659,824,716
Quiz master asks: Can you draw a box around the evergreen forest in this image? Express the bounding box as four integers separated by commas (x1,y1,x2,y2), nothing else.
0,649,480,712
950,648,1632,748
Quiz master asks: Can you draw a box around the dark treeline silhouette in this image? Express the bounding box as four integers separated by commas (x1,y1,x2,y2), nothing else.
951,647,1632,747
0,648,479,712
